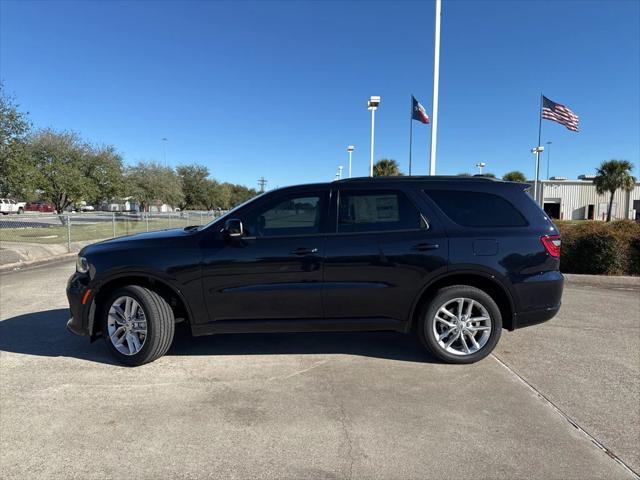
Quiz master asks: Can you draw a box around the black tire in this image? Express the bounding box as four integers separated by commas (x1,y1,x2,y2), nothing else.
101,285,175,366
17,207,24,214
418,285,502,364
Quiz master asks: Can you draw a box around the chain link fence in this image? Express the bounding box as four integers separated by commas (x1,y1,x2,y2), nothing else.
0,211,226,264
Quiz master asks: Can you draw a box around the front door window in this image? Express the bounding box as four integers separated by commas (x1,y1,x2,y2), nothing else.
243,195,321,237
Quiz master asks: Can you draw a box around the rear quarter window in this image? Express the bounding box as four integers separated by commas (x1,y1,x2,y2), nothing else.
338,190,424,233
424,190,527,227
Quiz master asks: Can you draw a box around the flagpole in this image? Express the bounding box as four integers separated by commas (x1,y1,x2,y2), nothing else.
534,93,543,203
409,96,413,176
429,0,441,176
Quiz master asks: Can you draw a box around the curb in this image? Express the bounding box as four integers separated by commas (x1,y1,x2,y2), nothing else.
564,273,640,288
0,253,77,274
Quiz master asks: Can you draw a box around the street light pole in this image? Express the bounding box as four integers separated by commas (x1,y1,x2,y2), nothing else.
338,165,343,180
531,146,545,203
347,145,354,178
367,96,380,177
369,109,376,177
475,162,486,175
162,137,168,168
546,141,552,180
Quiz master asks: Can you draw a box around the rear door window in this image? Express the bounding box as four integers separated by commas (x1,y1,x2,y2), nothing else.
425,190,527,227
338,190,424,233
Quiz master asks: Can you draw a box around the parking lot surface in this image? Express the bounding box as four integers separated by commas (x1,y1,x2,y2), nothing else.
1,260,638,479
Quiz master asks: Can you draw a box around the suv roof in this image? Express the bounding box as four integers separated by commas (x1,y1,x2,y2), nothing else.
270,176,529,195
334,175,500,184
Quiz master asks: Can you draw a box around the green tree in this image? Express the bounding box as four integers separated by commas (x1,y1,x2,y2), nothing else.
84,145,125,206
29,129,92,213
229,183,258,207
593,159,636,222
457,172,472,177
203,179,221,210
503,171,527,182
0,84,37,198
215,182,233,210
125,161,184,212
177,163,209,210
373,158,402,177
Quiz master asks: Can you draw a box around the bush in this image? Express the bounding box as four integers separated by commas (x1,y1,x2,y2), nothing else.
556,220,640,275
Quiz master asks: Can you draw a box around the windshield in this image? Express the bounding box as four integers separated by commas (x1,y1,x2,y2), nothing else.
197,192,266,231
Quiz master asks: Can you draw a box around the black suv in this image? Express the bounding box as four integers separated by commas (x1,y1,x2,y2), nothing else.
67,177,563,366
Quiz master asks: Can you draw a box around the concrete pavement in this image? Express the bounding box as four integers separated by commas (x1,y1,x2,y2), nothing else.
494,282,640,474
1,261,638,479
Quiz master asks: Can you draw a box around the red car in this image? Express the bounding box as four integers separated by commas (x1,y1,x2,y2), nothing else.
25,201,56,213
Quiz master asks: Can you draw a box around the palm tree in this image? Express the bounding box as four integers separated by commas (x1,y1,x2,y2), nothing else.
503,171,527,182
373,158,402,177
593,159,636,222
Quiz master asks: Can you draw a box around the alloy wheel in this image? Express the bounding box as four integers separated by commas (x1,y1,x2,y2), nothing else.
107,296,148,356
432,297,492,356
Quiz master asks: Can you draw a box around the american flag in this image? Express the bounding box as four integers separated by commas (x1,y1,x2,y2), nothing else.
541,96,579,132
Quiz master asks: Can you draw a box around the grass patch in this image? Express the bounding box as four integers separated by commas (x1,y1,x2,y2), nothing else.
0,218,196,245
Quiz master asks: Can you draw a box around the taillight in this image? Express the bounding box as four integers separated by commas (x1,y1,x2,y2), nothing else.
541,235,561,258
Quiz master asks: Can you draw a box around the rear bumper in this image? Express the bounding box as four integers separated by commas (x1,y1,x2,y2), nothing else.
512,271,564,329
514,304,561,329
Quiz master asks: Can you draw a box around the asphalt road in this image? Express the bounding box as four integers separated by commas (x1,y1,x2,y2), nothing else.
1,260,638,480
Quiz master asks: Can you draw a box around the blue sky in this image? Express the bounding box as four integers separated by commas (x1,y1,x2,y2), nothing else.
1,0,639,189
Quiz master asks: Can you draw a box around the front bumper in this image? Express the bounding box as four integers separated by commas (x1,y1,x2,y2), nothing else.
66,271,93,337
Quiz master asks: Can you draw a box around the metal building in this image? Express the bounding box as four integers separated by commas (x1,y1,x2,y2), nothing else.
532,176,640,221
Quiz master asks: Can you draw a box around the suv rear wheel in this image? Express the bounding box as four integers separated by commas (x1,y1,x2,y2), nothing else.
101,285,175,366
419,285,502,364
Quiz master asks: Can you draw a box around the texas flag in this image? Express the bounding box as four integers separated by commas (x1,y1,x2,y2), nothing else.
411,96,430,124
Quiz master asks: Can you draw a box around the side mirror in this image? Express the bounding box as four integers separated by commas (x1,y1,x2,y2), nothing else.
223,218,243,238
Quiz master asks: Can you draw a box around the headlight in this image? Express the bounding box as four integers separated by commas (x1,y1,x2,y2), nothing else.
76,256,90,273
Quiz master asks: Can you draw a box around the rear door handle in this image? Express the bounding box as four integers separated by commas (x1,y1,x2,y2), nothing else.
291,247,318,255
413,243,439,251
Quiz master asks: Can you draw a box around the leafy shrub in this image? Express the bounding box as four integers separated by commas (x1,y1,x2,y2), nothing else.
556,220,640,275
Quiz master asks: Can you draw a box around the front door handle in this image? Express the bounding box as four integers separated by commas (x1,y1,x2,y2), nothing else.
413,243,439,251
291,247,318,255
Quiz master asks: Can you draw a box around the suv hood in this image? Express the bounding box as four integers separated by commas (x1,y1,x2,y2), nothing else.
80,228,196,255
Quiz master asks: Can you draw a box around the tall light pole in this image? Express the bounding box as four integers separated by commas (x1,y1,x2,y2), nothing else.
546,141,552,180
367,96,380,177
347,145,355,178
475,162,486,175
531,146,545,203
337,165,343,180
429,0,442,175
161,137,168,168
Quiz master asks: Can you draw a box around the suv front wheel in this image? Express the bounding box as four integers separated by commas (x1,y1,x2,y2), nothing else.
419,285,502,364
101,285,175,366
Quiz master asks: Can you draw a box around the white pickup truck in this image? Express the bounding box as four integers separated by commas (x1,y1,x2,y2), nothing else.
0,198,26,215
